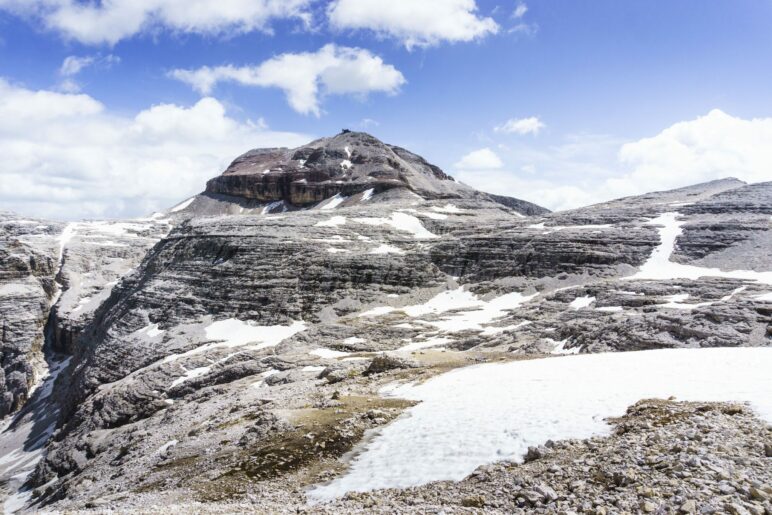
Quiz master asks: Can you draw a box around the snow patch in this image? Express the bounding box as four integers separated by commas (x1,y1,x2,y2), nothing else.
170,197,195,212
136,323,165,338
431,204,462,214
309,347,772,500
569,296,595,310
629,213,772,285
370,244,405,255
315,216,346,227
360,188,374,201
353,212,438,240
550,338,581,355
321,194,348,210
163,319,306,363
170,365,211,387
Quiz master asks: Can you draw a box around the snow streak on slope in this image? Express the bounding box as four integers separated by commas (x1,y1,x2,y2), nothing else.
1,358,71,513
309,347,772,501
629,213,772,285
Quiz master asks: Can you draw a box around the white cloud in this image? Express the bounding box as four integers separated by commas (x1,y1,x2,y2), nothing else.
170,44,405,117
456,110,772,211
0,79,310,220
60,55,95,76
613,109,772,196
0,0,312,45
513,3,528,19
60,54,120,76
327,0,499,49
454,148,504,170
494,116,545,135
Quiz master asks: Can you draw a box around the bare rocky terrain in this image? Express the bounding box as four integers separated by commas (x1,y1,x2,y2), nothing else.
0,131,769,513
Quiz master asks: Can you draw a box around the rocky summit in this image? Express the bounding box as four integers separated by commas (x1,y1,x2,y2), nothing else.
0,132,770,514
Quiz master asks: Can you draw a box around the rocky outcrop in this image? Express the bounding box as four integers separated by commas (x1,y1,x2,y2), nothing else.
0,215,60,417
204,131,547,214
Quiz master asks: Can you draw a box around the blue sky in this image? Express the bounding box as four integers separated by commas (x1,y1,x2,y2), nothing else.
1,0,771,219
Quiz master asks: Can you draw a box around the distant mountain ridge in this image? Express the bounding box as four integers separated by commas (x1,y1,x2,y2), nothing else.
0,135,770,513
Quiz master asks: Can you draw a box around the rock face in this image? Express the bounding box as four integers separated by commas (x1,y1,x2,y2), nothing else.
204,130,547,214
0,133,769,513
0,214,60,417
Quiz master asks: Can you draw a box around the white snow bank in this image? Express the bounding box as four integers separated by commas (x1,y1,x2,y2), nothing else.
661,286,747,310
170,197,195,212
549,338,581,355
370,244,405,255
431,204,462,214
321,194,348,210
163,319,306,363
353,212,438,240
361,188,374,201
424,291,537,333
402,289,483,317
596,306,624,313
315,216,346,227
309,347,772,501
755,292,772,302
356,288,537,333
136,323,165,338
629,213,772,285
569,296,595,310
170,365,211,387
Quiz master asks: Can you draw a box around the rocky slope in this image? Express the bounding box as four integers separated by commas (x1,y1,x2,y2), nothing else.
0,132,769,513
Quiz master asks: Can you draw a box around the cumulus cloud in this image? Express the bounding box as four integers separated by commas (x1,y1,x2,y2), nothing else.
456,110,772,211
494,116,545,135
0,79,310,220
60,55,95,76
513,3,528,19
454,148,504,170
170,44,405,116
0,0,312,45
327,0,498,49
612,109,772,196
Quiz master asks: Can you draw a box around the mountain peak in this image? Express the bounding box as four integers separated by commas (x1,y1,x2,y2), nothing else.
204,132,472,207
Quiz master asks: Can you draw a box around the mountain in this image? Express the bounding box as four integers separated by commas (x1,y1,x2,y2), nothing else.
0,133,770,513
